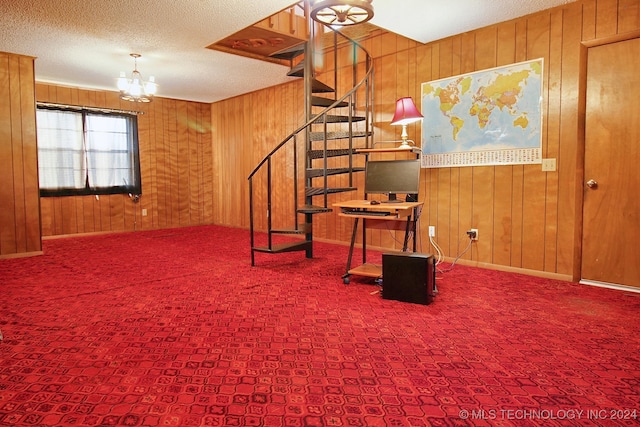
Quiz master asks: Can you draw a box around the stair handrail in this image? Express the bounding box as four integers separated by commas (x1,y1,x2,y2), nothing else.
249,22,374,262
248,30,373,180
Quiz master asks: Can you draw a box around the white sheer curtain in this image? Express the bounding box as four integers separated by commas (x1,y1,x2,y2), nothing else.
37,109,137,193
36,110,86,189
85,115,134,188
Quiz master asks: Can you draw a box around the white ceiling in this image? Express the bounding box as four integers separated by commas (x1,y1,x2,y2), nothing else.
0,0,575,104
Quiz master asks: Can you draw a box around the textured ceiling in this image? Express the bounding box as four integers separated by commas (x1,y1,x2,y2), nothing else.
0,0,575,103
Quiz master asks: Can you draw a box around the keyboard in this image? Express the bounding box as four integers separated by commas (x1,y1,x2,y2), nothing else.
343,209,391,216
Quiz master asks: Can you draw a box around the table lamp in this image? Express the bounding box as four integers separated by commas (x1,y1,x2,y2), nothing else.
390,97,423,149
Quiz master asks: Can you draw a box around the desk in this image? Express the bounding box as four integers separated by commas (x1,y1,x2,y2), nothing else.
333,200,423,284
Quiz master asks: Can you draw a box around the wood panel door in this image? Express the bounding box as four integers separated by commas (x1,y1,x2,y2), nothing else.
582,37,640,289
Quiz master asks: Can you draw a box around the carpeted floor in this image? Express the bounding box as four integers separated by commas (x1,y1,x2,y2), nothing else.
1,225,639,426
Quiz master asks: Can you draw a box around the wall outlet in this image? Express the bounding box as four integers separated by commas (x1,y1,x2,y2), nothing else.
428,226,436,237
468,228,479,240
541,158,556,171
142,209,148,217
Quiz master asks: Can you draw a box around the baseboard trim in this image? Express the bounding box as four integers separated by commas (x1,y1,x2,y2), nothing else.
579,279,640,294
0,250,44,259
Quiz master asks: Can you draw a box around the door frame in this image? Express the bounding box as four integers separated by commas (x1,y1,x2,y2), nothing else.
576,29,640,291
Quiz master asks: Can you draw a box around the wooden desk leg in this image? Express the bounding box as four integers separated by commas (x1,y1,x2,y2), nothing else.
343,217,359,284
402,214,413,251
362,218,367,265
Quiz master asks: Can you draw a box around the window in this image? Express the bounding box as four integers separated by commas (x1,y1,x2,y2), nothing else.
36,106,141,197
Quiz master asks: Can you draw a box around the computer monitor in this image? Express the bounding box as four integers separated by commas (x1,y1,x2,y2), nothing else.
364,159,421,203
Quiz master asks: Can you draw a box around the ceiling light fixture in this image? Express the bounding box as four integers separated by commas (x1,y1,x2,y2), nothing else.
117,53,157,102
390,97,423,149
310,0,374,26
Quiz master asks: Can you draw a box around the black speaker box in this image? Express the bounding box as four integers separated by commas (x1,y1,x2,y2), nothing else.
382,252,435,305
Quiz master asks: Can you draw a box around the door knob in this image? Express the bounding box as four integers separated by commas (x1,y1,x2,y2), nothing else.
586,179,598,188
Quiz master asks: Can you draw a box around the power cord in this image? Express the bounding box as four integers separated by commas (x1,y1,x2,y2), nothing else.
437,234,474,273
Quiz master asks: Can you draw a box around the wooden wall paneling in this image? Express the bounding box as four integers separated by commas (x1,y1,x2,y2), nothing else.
493,165,513,267
159,98,171,227
218,96,231,227
39,199,53,237
196,103,206,226
187,102,199,226
154,97,167,229
380,31,399,59
508,20,530,268
20,66,42,253
582,0,597,41
595,0,620,38
510,166,525,268
9,55,27,252
248,92,264,232
203,102,213,225
519,12,551,271
0,53,41,256
238,95,253,229
19,58,40,253
0,53,17,255
469,27,497,263
450,35,462,77
497,22,517,66
202,102,213,226
266,87,284,231
210,100,220,227
542,8,565,273
176,101,190,226
432,39,453,258
491,22,517,267
167,99,180,227
618,0,640,33
137,101,151,230
444,34,472,259
425,43,440,255
250,91,270,230
216,97,228,226
17,57,38,251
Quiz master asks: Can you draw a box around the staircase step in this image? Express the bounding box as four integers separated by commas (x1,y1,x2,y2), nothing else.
309,130,370,141
297,204,332,214
307,167,365,178
270,43,306,60
305,187,358,197
271,224,311,234
308,148,361,159
286,62,304,77
311,96,348,108
312,79,335,93
312,114,366,123
252,241,311,254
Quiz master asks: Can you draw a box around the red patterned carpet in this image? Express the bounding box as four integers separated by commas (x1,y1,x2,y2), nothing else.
1,225,639,427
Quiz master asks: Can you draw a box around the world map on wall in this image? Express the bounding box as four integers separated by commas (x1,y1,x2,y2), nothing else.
421,59,543,168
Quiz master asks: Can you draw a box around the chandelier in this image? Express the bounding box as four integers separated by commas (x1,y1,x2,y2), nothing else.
310,0,374,26
117,53,157,102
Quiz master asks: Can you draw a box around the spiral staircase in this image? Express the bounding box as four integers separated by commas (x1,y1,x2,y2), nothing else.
248,16,375,266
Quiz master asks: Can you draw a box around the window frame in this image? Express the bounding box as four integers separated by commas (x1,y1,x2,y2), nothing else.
36,104,142,198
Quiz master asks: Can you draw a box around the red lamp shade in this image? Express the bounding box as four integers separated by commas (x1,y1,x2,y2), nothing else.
390,97,423,126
